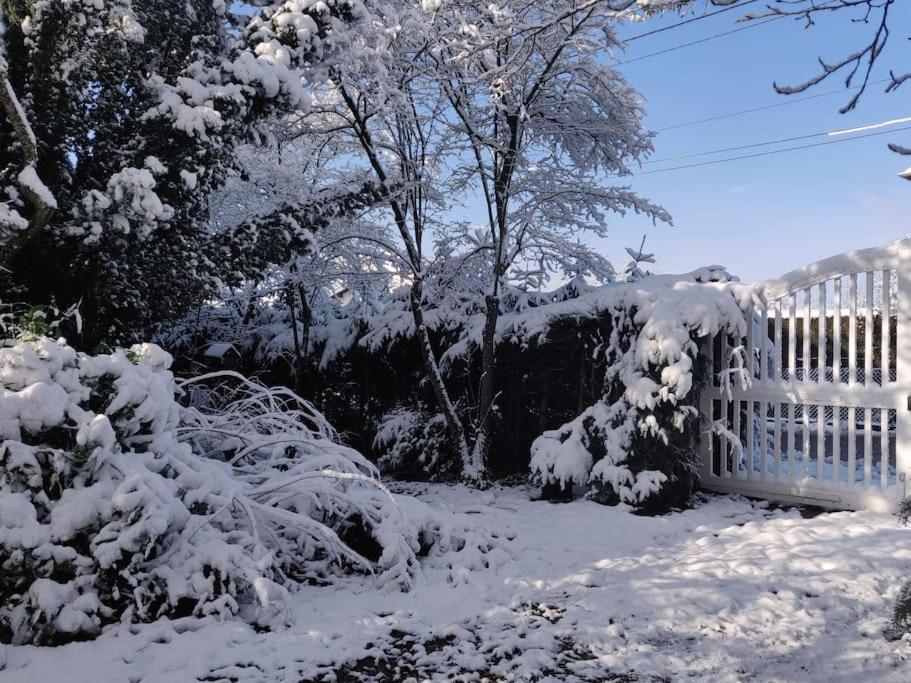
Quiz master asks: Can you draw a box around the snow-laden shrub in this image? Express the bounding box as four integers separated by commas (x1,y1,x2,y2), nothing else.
890,498,911,639
374,406,458,480
0,337,499,645
892,580,911,638
527,270,755,510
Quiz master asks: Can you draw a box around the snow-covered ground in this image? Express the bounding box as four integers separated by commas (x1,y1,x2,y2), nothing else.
4,484,910,682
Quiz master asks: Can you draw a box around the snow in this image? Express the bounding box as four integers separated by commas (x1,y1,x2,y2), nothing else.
0,202,28,233
3,482,909,681
17,165,57,209
81,166,175,241
179,169,198,190
202,341,235,358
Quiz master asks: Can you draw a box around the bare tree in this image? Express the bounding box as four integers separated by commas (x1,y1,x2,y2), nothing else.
428,0,669,470
292,3,478,481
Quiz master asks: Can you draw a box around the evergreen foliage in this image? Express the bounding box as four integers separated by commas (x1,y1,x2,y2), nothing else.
0,0,364,346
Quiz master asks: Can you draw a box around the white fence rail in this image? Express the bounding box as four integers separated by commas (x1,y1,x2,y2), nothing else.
698,238,911,512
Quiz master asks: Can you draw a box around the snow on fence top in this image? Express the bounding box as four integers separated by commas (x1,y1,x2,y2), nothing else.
762,237,911,301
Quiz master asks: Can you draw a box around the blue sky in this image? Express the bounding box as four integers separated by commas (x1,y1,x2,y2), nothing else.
597,2,911,282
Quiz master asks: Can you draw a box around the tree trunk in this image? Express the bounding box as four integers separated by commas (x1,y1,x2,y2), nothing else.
470,293,498,484
296,284,312,396
538,371,550,433
577,345,587,412
409,279,474,481
298,284,312,369
285,285,305,395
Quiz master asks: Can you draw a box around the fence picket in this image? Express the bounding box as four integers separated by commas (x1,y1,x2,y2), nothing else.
787,402,796,478
803,288,811,383
881,408,889,490
774,300,782,382
773,401,782,480
746,400,754,479
746,305,755,381
849,275,857,386
802,404,811,477
865,272,874,386
848,406,857,488
864,407,873,489
818,282,827,383
832,403,841,486
817,401,825,481
833,278,842,385
789,294,797,382
882,270,891,384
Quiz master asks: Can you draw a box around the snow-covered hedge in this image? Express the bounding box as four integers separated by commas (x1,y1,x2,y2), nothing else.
162,265,758,509
524,268,755,509
0,337,501,645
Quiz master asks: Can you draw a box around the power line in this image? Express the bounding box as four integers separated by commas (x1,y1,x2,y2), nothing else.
656,78,894,132
828,115,911,136
645,115,911,164
616,15,783,66
625,0,759,42
636,124,911,175
646,130,824,164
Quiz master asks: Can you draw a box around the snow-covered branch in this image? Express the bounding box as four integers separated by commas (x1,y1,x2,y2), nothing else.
0,16,56,265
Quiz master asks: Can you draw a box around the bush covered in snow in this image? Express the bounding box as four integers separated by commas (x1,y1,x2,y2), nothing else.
0,336,502,646
374,406,459,480
891,498,911,638
525,269,755,511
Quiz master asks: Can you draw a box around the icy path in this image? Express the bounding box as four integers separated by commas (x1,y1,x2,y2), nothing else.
4,484,911,682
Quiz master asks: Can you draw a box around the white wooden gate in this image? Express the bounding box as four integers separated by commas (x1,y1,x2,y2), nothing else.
699,238,911,512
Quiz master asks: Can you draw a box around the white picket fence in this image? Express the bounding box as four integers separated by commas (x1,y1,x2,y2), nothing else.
698,238,911,512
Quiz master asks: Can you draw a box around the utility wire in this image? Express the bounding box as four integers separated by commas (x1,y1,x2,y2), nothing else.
656,78,894,132
625,0,759,42
617,15,784,66
828,115,911,136
645,115,911,164
636,124,911,175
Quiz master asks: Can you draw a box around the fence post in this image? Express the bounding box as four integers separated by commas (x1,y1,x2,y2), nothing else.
893,240,911,504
